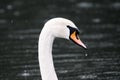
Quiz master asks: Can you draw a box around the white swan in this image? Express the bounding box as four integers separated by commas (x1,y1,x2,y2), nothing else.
38,17,87,80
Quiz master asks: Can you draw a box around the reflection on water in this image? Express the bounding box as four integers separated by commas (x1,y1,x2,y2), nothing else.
0,0,120,80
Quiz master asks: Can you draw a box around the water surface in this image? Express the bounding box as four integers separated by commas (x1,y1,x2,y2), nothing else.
0,0,120,80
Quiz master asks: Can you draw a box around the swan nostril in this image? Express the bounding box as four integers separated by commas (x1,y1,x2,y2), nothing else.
76,34,80,40
74,31,80,40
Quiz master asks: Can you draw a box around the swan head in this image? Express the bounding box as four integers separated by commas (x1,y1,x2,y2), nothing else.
44,17,87,49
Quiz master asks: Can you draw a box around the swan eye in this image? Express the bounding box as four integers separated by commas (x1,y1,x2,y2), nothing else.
67,25,79,35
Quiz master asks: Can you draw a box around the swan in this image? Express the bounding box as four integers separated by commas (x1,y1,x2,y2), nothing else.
38,17,87,80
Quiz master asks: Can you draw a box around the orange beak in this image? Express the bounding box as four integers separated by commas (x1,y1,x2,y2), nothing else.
70,31,87,49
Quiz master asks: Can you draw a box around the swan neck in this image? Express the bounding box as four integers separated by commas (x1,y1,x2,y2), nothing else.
38,30,58,80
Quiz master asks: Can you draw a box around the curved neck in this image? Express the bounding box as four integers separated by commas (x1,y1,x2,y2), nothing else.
38,29,58,80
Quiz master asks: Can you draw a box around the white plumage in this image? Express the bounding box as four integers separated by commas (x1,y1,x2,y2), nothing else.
38,17,86,80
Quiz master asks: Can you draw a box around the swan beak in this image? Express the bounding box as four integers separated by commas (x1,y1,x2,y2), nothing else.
70,31,87,49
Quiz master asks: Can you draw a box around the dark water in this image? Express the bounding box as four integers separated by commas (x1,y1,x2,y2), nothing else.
0,0,120,80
